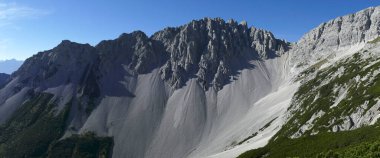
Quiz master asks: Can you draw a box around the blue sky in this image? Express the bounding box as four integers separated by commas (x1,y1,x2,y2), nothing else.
1,0,380,60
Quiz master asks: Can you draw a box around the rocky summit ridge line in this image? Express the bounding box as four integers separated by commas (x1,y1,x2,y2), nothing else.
1,6,380,158
14,17,289,92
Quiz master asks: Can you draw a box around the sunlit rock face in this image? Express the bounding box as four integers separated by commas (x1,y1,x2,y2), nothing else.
290,7,380,69
153,17,289,90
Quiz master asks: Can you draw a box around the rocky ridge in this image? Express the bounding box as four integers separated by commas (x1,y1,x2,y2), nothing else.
291,7,380,69
153,18,289,89
13,18,289,91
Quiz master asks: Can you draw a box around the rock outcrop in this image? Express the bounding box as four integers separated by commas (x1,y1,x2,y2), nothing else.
14,18,289,91
14,40,98,89
153,18,289,89
291,7,380,67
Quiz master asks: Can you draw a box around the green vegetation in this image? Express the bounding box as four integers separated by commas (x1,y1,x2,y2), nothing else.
279,52,380,138
368,36,380,44
317,140,380,158
0,93,69,157
239,49,380,158
296,56,331,81
238,124,380,158
0,92,114,158
47,132,113,158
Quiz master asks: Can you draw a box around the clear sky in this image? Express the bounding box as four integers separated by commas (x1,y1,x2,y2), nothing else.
1,0,380,60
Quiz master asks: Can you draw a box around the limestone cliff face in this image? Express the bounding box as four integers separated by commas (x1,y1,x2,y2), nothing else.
153,18,289,89
96,31,167,75
291,7,380,67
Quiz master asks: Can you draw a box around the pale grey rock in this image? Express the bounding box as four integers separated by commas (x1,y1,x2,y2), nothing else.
291,6,380,67
153,17,289,90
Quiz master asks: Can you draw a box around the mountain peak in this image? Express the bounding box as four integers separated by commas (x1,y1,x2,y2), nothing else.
56,40,92,49
118,30,148,39
297,6,380,48
151,17,289,89
187,17,249,29
60,39,73,44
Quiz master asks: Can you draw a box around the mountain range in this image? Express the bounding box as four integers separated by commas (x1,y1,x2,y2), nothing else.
0,59,23,74
1,6,380,158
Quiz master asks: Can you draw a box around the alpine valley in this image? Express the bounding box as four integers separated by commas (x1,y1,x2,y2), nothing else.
2,6,380,158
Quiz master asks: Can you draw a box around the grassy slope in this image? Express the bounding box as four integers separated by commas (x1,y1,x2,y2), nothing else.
239,44,380,158
0,92,113,158
0,93,68,157
47,132,113,158
238,124,380,158
281,52,380,138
